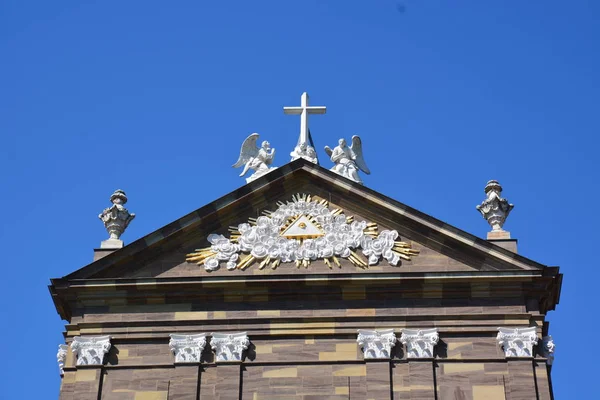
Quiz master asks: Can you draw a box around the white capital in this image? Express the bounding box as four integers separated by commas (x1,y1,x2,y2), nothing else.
169,334,207,363
57,344,68,375
541,336,555,365
71,336,111,366
400,328,439,359
357,329,396,359
210,332,249,362
496,327,538,358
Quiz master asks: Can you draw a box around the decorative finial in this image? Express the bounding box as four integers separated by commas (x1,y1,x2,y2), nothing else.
98,189,135,248
284,92,326,164
476,180,514,236
324,136,370,184
232,133,277,183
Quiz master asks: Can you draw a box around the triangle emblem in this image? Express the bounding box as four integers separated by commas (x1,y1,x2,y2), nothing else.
280,215,324,239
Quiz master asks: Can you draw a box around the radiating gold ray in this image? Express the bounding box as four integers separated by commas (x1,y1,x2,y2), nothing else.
350,250,368,268
258,256,271,270
237,254,255,270
271,259,280,270
332,256,341,268
193,247,211,252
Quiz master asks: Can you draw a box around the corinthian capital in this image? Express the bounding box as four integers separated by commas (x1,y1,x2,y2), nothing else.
497,327,538,358
57,344,68,375
169,334,207,363
71,336,111,366
400,328,439,359
357,329,396,359
210,332,249,362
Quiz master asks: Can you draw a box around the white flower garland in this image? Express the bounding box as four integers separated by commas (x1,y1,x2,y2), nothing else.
201,199,401,271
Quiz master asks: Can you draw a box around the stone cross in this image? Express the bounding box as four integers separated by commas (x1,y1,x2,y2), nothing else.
284,92,326,162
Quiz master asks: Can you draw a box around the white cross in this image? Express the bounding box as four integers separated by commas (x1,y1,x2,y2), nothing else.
283,92,326,146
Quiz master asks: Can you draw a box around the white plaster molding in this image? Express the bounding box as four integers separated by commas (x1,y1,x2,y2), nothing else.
541,335,555,365
71,336,111,366
99,189,135,248
187,195,418,272
357,329,396,359
57,344,68,375
400,328,439,359
496,327,538,358
169,334,207,363
210,332,249,362
476,180,514,232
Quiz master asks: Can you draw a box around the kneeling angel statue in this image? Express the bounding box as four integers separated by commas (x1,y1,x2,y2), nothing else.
233,133,276,183
324,136,370,184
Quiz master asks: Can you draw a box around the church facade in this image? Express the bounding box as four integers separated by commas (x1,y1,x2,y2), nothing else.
50,94,561,400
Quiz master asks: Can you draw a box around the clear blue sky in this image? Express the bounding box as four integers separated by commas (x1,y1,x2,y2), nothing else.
1,1,598,398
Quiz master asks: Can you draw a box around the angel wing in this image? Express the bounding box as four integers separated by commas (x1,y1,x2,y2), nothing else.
232,133,260,168
350,135,370,174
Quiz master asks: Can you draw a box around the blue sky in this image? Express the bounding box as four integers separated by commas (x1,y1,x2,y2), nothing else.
1,1,598,397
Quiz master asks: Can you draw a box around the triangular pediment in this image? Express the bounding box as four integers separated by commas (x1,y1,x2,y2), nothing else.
57,159,546,283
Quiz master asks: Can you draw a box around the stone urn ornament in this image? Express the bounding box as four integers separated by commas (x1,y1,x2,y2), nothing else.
98,189,135,248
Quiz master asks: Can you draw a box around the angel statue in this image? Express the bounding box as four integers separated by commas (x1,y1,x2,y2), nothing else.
232,133,277,183
324,136,370,184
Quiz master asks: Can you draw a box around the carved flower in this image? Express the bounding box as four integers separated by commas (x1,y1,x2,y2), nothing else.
280,250,294,262
204,256,220,271
251,245,268,259
238,223,251,234
335,214,347,225
207,234,228,245
369,238,385,256
368,254,379,265
256,216,271,228
268,247,281,259
214,242,240,260
271,214,285,226
333,242,346,255
383,249,399,266
360,235,373,249
241,230,260,246
306,249,318,260
320,245,334,258
378,230,398,248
